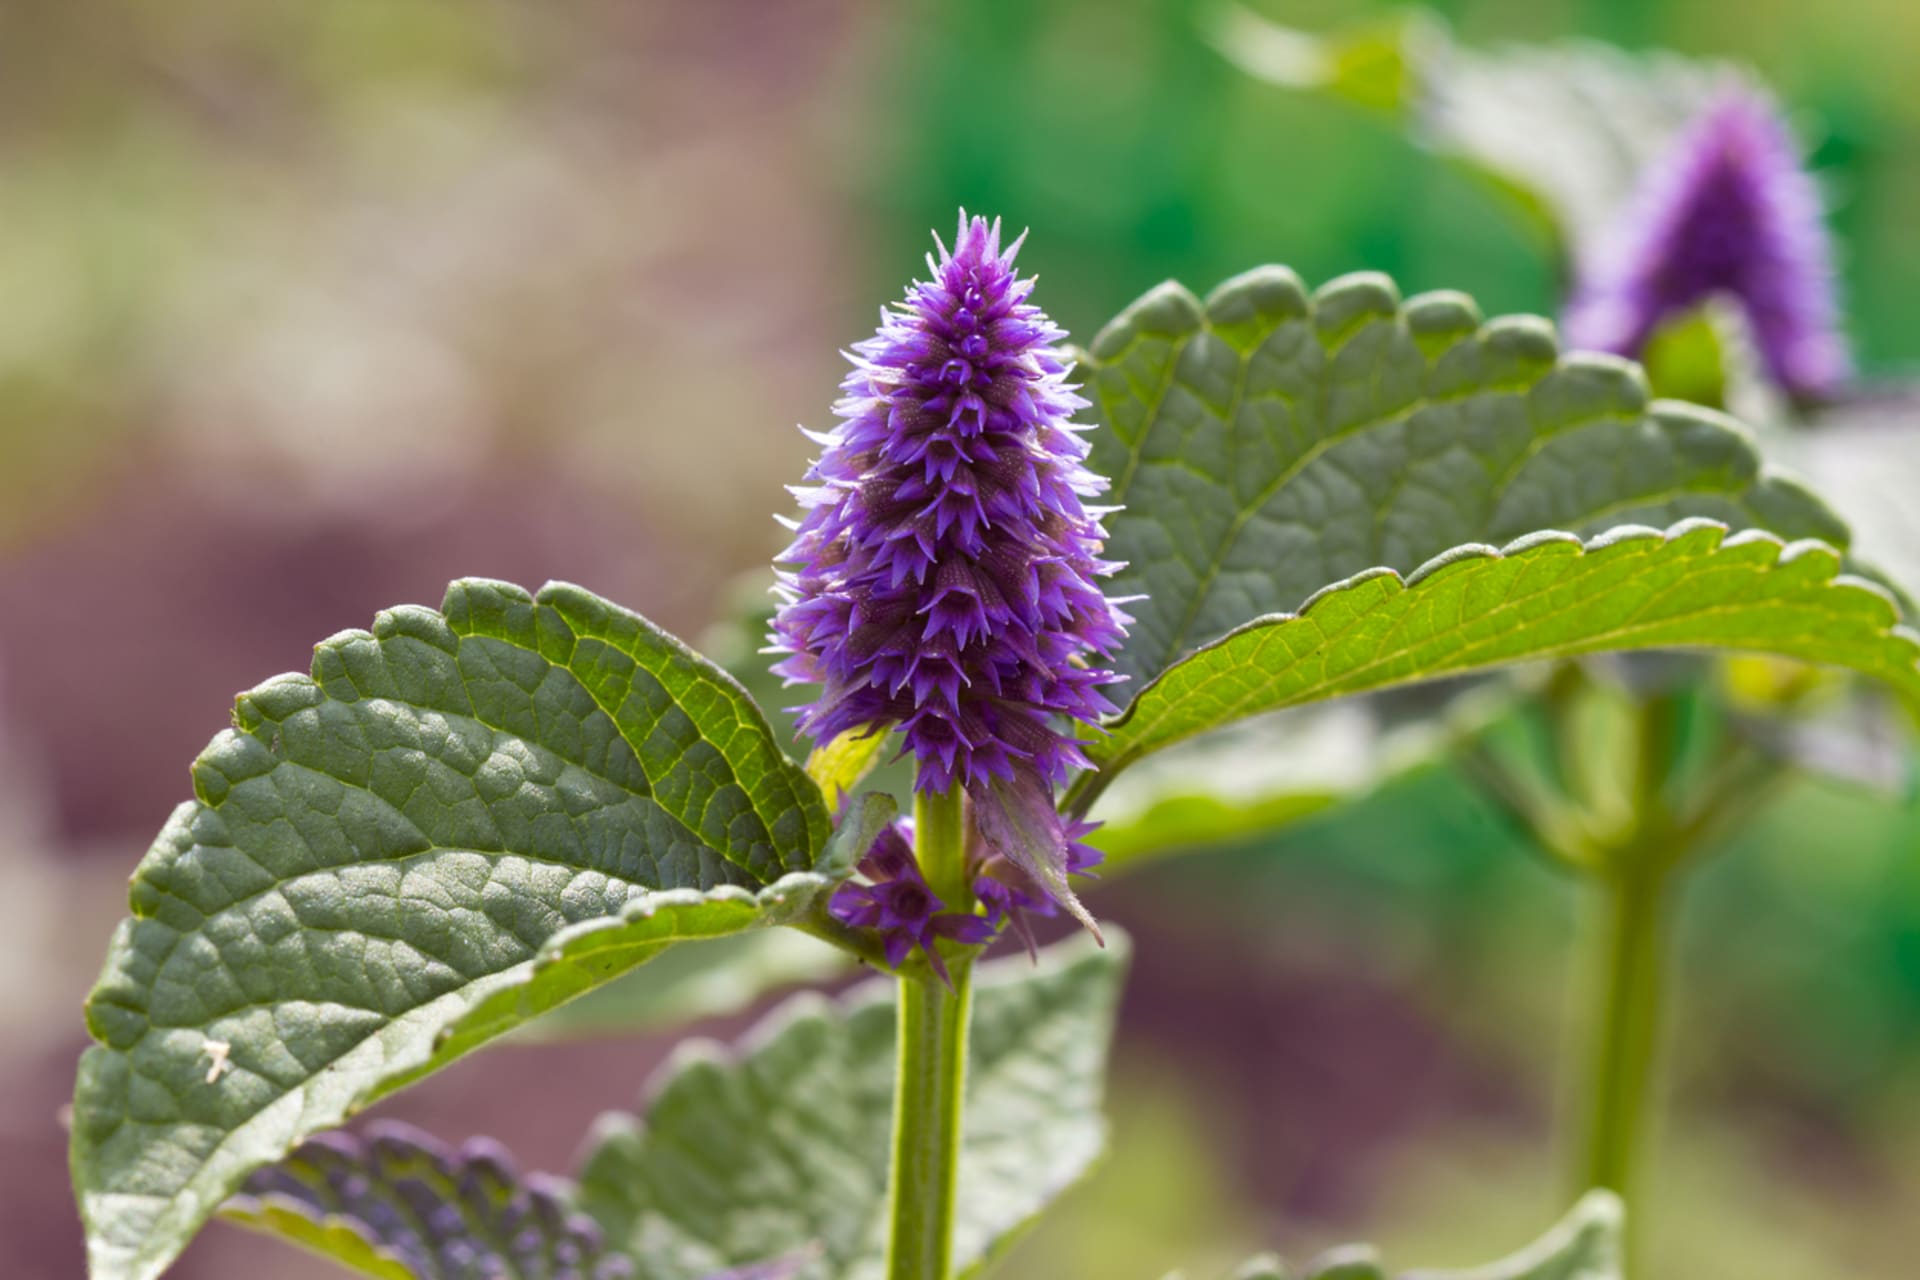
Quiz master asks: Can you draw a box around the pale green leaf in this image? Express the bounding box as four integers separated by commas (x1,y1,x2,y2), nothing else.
1090,682,1523,872
223,1120,631,1280
805,730,891,811
1207,1191,1621,1279
1787,388,1920,606
575,934,1129,1280
514,929,854,1043
1074,522,1920,806
1402,1190,1622,1279
71,578,840,1280
1211,8,1730,250
1079,266,1849,691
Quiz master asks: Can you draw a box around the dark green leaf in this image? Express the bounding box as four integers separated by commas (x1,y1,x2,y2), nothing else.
575,934,1129,1280
72,578,838,1280
1080,267,1850,690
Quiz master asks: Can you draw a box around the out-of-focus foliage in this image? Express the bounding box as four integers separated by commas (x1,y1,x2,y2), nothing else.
575,936,1127,1280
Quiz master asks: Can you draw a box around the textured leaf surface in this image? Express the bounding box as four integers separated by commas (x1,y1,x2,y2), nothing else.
224,1120,632,1279
575,934,1128,1280
1079,265,1848,690
1076,522,1920,801
72,578,836,1280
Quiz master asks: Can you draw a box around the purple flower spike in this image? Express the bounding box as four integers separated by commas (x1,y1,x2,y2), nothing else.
829,822,995,984
773,212,1129,926
1564,86,1850,400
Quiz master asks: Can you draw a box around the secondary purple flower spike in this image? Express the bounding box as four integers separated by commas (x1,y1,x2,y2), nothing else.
773,212,1128,925
829,822,994,984
1564,86,1849,399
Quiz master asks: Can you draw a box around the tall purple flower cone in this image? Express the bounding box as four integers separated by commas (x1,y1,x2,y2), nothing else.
1564,86,1850,400
771,213,1128,931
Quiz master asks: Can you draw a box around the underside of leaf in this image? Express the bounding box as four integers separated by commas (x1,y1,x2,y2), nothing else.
224,1119,633,1280
1073,521,1920,810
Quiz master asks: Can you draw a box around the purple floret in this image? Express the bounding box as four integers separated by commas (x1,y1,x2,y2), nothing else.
1564,86,1850,400
772,211,1129,925
828,821,995,984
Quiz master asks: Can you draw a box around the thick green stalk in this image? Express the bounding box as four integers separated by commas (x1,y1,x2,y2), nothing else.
884,784,973,1280
1578,853,1671,1207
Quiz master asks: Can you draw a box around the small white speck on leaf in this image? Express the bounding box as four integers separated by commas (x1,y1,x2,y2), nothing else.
201,1038,233,1084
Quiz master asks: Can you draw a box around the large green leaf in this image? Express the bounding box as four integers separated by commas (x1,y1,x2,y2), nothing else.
1080,266,1849,690
575,934,1128,1280
1073,522,1920,808
1199,1190,1621,1280
72,578,841,1280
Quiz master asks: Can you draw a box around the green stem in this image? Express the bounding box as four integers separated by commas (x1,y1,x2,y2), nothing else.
1577,849,1673,1257
884,785,973,1280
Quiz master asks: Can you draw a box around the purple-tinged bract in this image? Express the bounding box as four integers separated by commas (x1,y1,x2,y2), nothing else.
1564,86,1849,399
772,212,1128,921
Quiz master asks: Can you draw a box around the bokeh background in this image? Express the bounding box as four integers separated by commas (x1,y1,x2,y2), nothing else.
5,0,1920,1276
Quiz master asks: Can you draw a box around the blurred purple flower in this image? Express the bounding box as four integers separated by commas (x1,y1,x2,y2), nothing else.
772,211,1128,924
1564,86,1849,399
829,822,994,984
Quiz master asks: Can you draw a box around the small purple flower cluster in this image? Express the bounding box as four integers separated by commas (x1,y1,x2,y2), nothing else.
1565,86,1849,399
829,818,1105,979
827,822,993,985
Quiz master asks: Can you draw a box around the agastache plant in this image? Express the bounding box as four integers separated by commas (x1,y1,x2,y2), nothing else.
771,211,1128,940
63,89,1920,1280
1563,85,1850,399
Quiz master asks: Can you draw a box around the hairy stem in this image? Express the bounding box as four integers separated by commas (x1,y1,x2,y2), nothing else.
884,785,973,1280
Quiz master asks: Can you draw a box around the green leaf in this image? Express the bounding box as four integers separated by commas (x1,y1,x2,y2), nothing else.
1203,6,1438,119
514,929,855,1042
1402,1190,1622,1279
1075,522,1920,803
72,578,841,1280
1207,1191,1622,1280
575,933,1129,1280
1079,267,1850,690
1788,387,1920,606
223,1120,632,1280
1091,683,1522,873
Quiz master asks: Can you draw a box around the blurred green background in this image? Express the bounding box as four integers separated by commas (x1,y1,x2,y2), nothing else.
3,1,1918,1276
